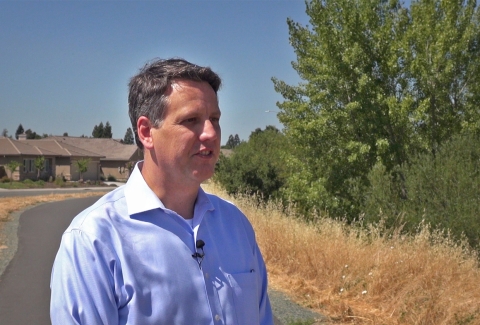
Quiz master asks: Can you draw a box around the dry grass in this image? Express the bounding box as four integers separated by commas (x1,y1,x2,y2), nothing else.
0,192,107,222
2,187,479,324
203,182,480,325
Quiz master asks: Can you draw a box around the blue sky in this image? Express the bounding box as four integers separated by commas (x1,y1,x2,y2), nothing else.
0,0,309,144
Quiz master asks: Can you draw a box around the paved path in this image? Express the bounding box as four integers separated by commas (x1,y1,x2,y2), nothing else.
0,196,301,324
0,196,100,324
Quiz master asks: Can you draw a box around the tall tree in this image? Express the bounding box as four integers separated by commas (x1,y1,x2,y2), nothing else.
15,124,24,139
405,0,480,154
103,121,113,138
2,129,8,137
123,127,134,144
92,122,105,138
272,0,480,217
224,134,241,149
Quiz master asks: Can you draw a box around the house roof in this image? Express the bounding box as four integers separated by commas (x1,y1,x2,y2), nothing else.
0,137,98,157
23,139,104,158
41,136,140,161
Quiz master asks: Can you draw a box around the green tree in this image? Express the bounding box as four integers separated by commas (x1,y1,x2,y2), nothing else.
75,158,90,181
224,134,241,149
2,129,8,137
103,121,113,138
92,122,105,138
92,121,113,138
272,0,480,218
15,124,24,139
6,160,21,184
405,0,480,154
34,156,45,180
25,129,41,139
123,127,134,144
215,126,287,201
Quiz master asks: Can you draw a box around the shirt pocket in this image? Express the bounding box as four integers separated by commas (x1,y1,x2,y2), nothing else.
226,271,260,325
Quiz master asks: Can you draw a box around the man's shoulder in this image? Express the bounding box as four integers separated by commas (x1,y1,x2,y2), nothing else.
67,186,127,233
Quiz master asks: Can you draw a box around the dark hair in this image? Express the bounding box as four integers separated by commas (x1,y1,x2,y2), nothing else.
128,58,222,149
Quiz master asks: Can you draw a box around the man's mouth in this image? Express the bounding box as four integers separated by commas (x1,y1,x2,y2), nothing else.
198,149,213,157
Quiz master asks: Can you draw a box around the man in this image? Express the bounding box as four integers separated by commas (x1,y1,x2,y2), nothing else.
50,58,273,324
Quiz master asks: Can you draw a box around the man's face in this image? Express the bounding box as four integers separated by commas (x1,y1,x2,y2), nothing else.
151,79,221,186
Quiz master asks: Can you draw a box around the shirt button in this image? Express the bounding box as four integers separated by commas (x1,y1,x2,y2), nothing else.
215,314,221,321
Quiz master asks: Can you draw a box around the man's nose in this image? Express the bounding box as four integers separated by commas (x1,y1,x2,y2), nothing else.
199,120,219,141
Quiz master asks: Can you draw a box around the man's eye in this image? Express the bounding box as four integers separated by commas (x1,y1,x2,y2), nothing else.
210,117,220,123
184,118,196,123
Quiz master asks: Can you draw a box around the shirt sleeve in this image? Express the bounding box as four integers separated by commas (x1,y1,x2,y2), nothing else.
254,241,274,325
50,229,119,325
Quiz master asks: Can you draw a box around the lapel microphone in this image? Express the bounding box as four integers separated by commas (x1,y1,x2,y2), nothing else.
192,239,205,268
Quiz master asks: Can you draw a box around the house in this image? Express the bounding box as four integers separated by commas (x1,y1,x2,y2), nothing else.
0,136,142,181
40,136,143,181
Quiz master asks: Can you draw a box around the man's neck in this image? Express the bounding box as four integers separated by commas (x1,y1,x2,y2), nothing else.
140,161,199,219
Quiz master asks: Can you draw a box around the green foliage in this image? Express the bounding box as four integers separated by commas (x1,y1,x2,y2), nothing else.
92,121,113,138
272,0,480,219
361,134,480,249
25,129,42,139
34,156,45,180
107,174,117,181
0,176,10,183
15,124,24,139
75,158,90,180
223,134,241,149
55,175,65,187
214,126,287,201
6,160,21,184
123,127,134,144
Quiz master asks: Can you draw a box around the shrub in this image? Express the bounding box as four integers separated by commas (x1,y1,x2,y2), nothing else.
361,133,480,249
0,176,10,183
54,175,65,187
107,175,117,182
36,180,45,186
23,179,34,185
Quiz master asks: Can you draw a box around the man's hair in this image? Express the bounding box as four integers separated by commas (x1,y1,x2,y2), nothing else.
128,58,222,149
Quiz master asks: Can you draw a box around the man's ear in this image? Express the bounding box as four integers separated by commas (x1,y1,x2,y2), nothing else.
137,116,154,150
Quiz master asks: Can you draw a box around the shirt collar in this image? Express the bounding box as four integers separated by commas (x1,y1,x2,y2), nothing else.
124,161,214,218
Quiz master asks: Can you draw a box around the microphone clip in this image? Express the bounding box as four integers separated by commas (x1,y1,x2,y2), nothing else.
192,239,205,269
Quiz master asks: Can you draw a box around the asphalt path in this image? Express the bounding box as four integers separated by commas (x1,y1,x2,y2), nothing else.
0,196,100,324
0,196,303,324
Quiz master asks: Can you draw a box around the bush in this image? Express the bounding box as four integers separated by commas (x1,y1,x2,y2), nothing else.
214,126,287,201
0,176,10,183
54,175,65,187
107,175,117,182
36,180,45,186
361,134,480,249
100,175,106,181
23,179,34,185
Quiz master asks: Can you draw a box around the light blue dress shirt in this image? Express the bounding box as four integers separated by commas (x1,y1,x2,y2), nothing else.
50,163,273,325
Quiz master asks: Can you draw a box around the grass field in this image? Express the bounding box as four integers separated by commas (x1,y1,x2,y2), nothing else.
2,185,479,324
201,182,480,325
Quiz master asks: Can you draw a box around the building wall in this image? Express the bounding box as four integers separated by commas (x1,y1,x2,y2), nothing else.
55,157,72,181
100,161,132,181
